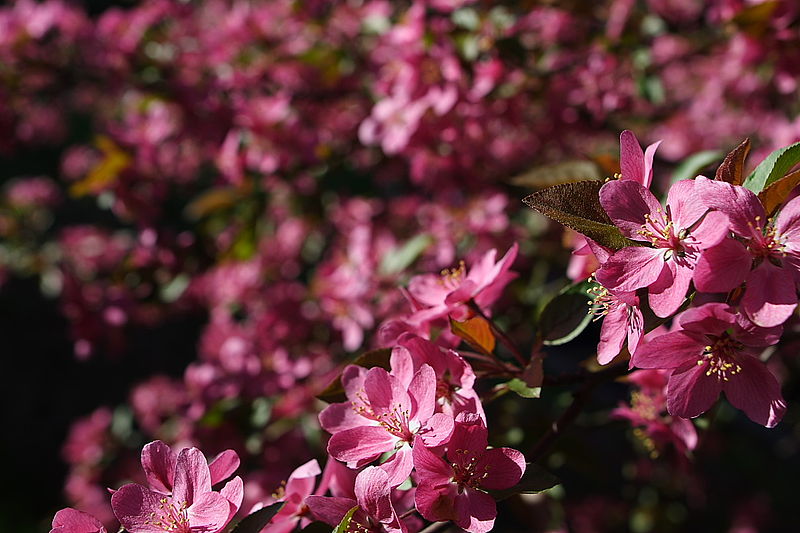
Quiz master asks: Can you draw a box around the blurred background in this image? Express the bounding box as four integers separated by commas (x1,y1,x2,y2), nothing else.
2,1,800,531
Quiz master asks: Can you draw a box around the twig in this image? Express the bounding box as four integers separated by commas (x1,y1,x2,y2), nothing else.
529,363,628,462
417,521,452,533
467,299,527,367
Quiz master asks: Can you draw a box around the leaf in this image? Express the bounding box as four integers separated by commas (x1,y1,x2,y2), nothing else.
316,348,393,403
758,168,800,216
507,378,540,399
510,160,602,188
670,150,723,184
228,502,284,533
731,0,780,37
449,316,496,355
522,180,638,250
70,136,131,197
742,141,800,194
715,138,751,185
379,234,433,275
489,463,559,501
538,281,593,346
185,187,244,220
333,506,360,533
299,522,333,533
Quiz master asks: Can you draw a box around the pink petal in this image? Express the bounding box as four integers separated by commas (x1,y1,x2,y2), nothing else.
694,239,751,293
319,402,369,434
445,279,478,305
741,262,797,327
670,417,698,451
694,176,765,238
414,481,459,524
632,331,703,370
676,302,736,336
648,261,692,318
476,448,526,490
379,445,414,487
776,194,800,244
460,490,497,533
208,449,240,486
354,466,393,522
626,305,644,357
642,140,661,189
595,246,666,293
141,440,176,494
723,355,787,428
285,459,321,500
327,426,398,466
365,367,411,418
418,412,455,447
110,484,165,533
51,508,106,533
186,491,232,533
305,496,358,526
687,210,731,248
172,447,213,505
408,274,451,307
446,415,487,465
666,362,723,419
389,345,415,388
342,365,368,401
408,364,437,422
597,304,629,365
666,179,707,231
412,443,453,485
599,180,663,239
220,476,244,521
619,130,645,185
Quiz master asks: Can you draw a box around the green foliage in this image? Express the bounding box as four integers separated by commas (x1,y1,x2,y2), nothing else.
228,502,284,533
537,280,594,346
489,463,560,501
742,141,800,194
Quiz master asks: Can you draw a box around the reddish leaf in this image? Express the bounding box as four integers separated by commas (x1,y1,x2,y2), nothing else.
715,138,751,185
758,168,800,216
450,316,496,355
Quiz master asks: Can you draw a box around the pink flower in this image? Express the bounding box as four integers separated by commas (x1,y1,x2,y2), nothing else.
694,176,800,327
618,129,661,188
596,179,729,317
306,466,407,533
612,369,698,455
631,303,786,427
50,508,107,533
111,446,243,533
261,459,321,533
413,414,526,533
140,440,241,494
591,287,644,365
407,243,518,324
319,364,454,486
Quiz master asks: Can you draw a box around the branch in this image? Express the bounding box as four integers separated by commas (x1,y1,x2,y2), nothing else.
467,299,527,367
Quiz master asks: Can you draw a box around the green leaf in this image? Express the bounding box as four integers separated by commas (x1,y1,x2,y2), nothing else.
742,141,800,194
507,378,541,399
522,180,638,251
489,463,560,501
670,150,723,184
333,506,360,533
317,348,393,403
379,234,432,275
299,522,333,533
538,281,593,346
228,502,284,533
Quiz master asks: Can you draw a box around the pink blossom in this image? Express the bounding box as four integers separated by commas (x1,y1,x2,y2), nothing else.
407,243,518,324
140,440,240,494
612,369,698,455
413,414,525,533
306,466,407,533
631,303,786,427
591,287,644,365
319,364,454,485
596,179,729,317
111,446,243,533
261,459,321,533
50,508,107,533
618,129,661,188
390,334,484,420
694,176,800,327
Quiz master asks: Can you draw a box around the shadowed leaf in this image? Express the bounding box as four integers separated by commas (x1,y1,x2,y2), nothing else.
317,348,393,403
715,138,750,185
229,502,284,533
538,280,593,346
489,464,559,501
522,181,637,250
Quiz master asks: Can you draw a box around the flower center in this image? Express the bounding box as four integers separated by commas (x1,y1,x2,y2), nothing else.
588,284,619,320
451,449,489,491
146,497,190,533
748,216,786,259
377,405,414,441
439,261,466,290
696,336,743,381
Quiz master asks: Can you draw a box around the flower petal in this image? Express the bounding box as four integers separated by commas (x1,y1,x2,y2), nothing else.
408,364,437,422
666,362,723,419
648,261,692,318
111,484,166,533
619,130,646,185
599,180,662,239
305,496,359,527
597,304,629,365
173,447,213,505
327,426,397,466
476,448,526,491
285,459,321,500
418,412,455,447
741,261,797,327
632,331,702,370
693,239,751,293
141,440,177,494
208,449,240,486
51,508,106,533
186,491,232,533
595,246,666,293
723,355,787,428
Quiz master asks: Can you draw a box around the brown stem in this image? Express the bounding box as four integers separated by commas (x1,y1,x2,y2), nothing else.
467,299,527,367
529,363,629,462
